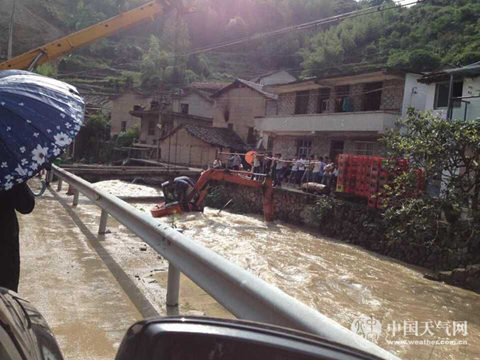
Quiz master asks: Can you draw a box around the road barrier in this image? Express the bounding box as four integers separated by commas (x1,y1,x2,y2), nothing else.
50,165,399,360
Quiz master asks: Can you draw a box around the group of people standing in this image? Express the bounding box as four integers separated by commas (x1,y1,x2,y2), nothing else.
271,154,338,189
218,152,338,190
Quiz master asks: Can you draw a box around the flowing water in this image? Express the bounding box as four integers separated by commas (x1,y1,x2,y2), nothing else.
31,179,478,360
154,208,480,360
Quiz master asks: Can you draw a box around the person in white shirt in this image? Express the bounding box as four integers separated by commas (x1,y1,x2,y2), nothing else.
296,156,306,184
231,153,241,170
274,154,284,186
322,158,334,186
213,158,222,169
251,153,262,179
289,158,298,184
312,156,324,183
302,154,315,183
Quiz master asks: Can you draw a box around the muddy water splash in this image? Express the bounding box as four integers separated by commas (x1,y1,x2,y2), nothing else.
156,208,480,360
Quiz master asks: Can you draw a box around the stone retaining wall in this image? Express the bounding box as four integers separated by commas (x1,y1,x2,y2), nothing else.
204,182,480,293
427,265,480,293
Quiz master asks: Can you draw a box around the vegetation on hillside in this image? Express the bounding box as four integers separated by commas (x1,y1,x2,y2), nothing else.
6,0,477,92
301,0,480,76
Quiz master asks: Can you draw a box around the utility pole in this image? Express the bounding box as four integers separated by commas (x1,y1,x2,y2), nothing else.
7,0,17,59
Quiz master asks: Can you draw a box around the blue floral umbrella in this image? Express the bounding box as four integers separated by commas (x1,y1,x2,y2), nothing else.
0,70,85,191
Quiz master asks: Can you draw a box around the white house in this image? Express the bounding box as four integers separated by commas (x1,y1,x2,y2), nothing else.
419,63,480,121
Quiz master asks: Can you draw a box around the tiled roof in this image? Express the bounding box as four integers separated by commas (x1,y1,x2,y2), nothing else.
190,82,230,92
211,79,278,100
162,124,248,151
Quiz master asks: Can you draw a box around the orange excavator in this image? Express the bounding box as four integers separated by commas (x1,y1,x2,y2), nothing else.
150,169,274,222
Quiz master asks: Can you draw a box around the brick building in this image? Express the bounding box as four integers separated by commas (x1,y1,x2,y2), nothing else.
254,70,422,160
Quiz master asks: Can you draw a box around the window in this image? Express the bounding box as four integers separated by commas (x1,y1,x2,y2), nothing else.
295,91,310,114
152,139,157,145
434,81,463,108
363,82,382,111
354,141,376,156
228,123,233,130
148,119,156,135
181,103,189,114
267,137,273,151
330,140,345,161
296,139,312,158
224,110,230,122
317,88,331,113
247,127,256,145
266,100,278,115
121,121,127,132
334,85,351,113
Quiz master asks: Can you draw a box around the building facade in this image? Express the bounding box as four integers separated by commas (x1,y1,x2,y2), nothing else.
171,87,214,119
212,79,278,148
110,89,151,137
255,70,421,159
131,89,215,146
159,124,247,168
419,63,480,121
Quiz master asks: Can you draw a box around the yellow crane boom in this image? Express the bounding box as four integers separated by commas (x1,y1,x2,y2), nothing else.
0,1,167,71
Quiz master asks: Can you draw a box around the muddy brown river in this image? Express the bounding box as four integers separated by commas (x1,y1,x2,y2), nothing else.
153,208,480,360
24,179,480,360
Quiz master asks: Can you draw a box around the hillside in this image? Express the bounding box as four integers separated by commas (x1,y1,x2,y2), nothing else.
0,0,479,97
0,0,64,57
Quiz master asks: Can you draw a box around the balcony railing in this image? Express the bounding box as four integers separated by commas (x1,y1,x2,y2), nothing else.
255,110,400,134
451,97,480,121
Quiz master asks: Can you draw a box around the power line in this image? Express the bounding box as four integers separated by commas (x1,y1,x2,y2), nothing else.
57,0,425,90
179,0,424,58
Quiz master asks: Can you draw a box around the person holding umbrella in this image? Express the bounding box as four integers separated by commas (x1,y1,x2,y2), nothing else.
0,184,35,291
0,70,85,292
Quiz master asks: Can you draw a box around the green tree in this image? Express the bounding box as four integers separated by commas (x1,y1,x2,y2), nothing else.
381,109,480,221
116,126,139,147
301,0,480,76
35,63,58,78
75,113,111,163
140,35,169,89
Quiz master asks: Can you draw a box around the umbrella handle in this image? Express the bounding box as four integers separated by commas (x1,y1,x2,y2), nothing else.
31,180,47,197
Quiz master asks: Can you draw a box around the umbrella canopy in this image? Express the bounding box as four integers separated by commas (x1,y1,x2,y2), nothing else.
0,70,85,191
245,150,256,165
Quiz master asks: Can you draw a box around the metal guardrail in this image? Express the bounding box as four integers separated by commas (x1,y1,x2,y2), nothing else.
49,165,399,360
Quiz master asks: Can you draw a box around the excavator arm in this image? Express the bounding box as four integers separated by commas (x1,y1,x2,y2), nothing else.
0,0,174,71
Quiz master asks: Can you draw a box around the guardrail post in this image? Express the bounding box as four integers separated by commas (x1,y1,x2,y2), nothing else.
98,210,109,235
166,262,180,308
72,189,79,207
47,170,54,184
57,178,63,192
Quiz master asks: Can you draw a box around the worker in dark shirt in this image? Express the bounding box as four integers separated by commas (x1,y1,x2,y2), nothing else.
0,183,35,292
173,176,196,211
